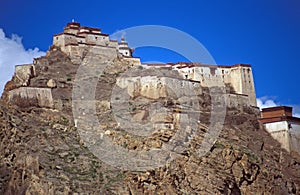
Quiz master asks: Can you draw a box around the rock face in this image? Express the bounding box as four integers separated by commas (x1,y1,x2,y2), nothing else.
0,48,300,194
13,64,35,87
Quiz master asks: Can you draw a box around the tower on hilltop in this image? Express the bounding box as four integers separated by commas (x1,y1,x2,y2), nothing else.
52,22,133,58
118,37,133,57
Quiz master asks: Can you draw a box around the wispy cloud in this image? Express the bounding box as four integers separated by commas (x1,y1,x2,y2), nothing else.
257,97,300,118
292,105,300,118
0,28,45,95
256,97,277,109
294,113,300,118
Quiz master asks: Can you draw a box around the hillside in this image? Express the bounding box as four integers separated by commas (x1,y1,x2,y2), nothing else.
0,47,299,194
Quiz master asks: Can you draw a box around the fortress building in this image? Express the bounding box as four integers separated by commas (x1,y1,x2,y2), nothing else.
53,22,133,57
8,22,257,110
259,106,300,155
145,62,256,106
51,22,257,107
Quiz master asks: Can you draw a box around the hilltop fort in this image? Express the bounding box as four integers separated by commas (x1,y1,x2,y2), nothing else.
8,22,257,109
1,22,300,194
5,22,300,156
6,22,300,155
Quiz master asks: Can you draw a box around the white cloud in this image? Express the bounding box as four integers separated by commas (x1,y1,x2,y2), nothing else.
292,105,300,118
257,97,300,118
256,98,277,109
0,29,45,95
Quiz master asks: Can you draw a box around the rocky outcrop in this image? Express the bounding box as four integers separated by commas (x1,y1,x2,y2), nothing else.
1,99,299,194
46,79,57,88
13,64,35,87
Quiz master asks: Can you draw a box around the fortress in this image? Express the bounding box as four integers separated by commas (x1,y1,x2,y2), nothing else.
53,22,257,106
3,23,300,195
8,22,257,109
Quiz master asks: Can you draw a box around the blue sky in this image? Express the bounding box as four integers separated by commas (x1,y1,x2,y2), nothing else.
0,0,299,114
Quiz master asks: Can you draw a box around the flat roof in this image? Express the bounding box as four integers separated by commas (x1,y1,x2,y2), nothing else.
261,106,293,112
80,26,101,32
259,116,300,124
144,62,252,69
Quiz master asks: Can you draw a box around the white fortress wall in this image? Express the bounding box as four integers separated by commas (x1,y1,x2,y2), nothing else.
53,34,65,47
9,87,54,108
116,76,202,100
240,67,256,106
226,94,249,108
264,121,290,152
289,123,300,154
230,66,256,106
264,121,289,133
230,66,243,93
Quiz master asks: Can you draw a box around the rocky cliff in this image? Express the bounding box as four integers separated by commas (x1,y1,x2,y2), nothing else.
0,47,299,194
